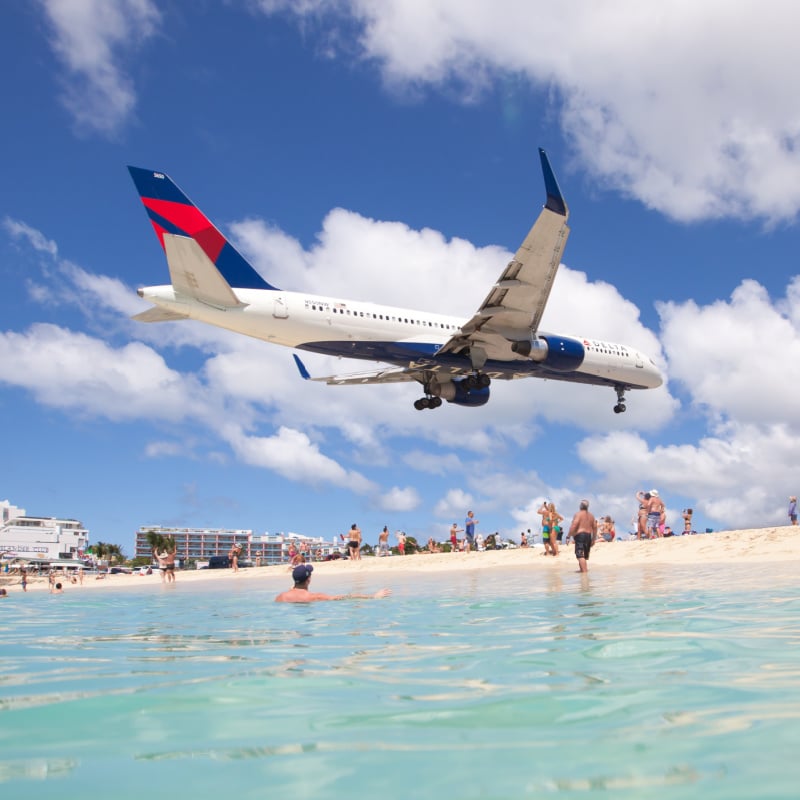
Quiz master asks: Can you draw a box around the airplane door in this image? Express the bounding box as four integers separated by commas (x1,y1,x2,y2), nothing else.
273,297,288,319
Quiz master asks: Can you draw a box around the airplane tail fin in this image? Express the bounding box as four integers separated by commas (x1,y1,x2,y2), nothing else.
128,167,278,292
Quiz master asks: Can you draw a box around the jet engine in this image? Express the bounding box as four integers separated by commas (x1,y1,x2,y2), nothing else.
437,379,491,407
511,335,585,372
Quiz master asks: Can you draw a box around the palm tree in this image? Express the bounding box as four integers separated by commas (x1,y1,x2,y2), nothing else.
89,541,108,561
145,530,165,555
105,543,125,565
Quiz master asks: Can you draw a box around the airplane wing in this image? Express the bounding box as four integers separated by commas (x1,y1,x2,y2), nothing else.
293,354,422,386
436,148,570,367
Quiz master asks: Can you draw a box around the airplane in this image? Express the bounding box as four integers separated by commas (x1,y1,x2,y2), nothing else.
128,150,662,412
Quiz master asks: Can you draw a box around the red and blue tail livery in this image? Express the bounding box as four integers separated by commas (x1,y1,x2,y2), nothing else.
128,151,662,412
128,167,276,291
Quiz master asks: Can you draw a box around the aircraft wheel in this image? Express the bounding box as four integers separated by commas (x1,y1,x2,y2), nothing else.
414,398,430,411
429,396,443,409
478,373,491,388
613,403,626,414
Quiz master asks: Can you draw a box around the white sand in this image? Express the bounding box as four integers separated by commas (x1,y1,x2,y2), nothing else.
2,526,795,596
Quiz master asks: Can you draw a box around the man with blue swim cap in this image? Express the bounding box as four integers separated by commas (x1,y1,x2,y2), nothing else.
275,563,391,603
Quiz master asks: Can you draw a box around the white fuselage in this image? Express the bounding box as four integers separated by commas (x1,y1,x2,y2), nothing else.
140,284,663,390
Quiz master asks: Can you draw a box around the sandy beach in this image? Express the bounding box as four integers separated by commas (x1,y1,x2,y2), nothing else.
2,525,795,596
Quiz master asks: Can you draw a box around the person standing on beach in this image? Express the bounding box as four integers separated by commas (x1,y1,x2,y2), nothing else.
20,569,28,592
789,497,797,526
275,564,391,603
449,523,462,553
396,530,406,555
347,524,362,560
547,503,563,556
378,526,390,556
682,508,693,534
646,490,665,538
537,501,553,555
157,547,176,583
229,542,242,572
635,490,651,539
568,500,597,573
464,511,478,552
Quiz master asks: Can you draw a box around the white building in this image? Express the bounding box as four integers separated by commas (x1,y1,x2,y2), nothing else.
0,500,90,564
257,532,345,564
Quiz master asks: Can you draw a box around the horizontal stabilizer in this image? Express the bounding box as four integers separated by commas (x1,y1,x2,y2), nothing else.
164,233,245,309
131,307,188,323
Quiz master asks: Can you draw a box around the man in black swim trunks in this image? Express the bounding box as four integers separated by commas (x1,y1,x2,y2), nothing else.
568,499,597,573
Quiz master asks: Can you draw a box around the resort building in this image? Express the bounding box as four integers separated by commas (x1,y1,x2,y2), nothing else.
255,532,345,564
0,499,90,565
134,526,253,562
134,525,345,565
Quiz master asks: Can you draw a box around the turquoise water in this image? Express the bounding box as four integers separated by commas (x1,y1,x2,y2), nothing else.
2,564,799,799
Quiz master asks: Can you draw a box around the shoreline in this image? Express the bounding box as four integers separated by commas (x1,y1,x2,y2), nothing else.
1,526,795,595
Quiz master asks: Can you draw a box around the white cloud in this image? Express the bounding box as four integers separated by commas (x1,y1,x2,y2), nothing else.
377,485,421,512
403,450,463,475
39,0,160,136
257,1,800,223
659,279,800,424
3,217,58,257
222,423,377,492
0,323,201,422
433,488,474,519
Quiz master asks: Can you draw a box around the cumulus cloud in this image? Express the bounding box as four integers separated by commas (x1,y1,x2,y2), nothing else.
257,1,800,223
434,488,474,519
39,0,160,136
0,323,201,422
377,486,421,512
222,424,377,492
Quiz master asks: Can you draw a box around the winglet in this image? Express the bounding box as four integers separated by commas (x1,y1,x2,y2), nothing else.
538,148,568,217
293,354,311,380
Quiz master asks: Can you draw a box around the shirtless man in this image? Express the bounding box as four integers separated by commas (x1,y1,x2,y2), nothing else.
275,564,391,603
568,500,597,573
647,490,665,538
347,524,362,561
378,526,390,556
449,523,462,553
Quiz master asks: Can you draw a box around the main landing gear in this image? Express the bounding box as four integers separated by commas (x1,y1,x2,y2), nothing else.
413,396,442,411
613,384,627,414
412,372,492,411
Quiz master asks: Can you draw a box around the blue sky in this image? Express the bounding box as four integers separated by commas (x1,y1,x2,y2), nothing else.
2,1,800,554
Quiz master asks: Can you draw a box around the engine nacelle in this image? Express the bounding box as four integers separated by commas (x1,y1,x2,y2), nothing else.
437,379,491,407
511,334,584,372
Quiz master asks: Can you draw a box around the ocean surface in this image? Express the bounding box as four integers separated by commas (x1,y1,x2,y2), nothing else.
1,563,799,799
